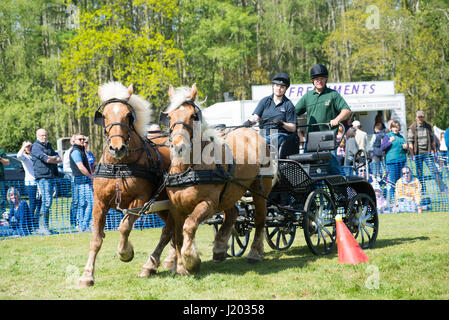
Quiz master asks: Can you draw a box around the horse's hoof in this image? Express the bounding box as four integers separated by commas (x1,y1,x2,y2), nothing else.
139,268,156,278
162,259,174,269
118,248,134,262
213,251,227,262
79,278,94,288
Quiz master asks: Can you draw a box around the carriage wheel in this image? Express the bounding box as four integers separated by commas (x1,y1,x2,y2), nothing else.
213,217,251,257
265,211,296,250
346,193,378,249
303,189,336,255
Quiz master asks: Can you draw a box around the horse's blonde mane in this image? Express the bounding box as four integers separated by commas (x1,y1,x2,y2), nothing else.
98,81,152,137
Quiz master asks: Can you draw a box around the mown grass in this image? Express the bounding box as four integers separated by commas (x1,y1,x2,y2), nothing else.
0,212,448,300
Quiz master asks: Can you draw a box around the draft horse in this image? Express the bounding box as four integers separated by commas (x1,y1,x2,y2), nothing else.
162,84,276,275
79,82,173,287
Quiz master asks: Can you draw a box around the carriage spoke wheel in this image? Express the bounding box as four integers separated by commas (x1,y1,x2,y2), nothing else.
346,193,378,249
265,211,296,251
213,216,251,257
303,189,336,255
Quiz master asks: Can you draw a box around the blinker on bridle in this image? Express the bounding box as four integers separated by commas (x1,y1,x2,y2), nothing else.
94,98,138,146
159,100,202,135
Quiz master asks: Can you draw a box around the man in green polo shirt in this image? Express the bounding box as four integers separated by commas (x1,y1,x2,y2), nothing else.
295,64,352,174
295,64,351,132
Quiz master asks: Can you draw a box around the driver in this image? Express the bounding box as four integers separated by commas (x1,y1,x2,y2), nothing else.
295,64,352,174
243,72,297,148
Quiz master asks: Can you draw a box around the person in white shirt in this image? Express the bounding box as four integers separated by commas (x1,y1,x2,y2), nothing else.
62,135,77,227
352,120,368,152
63,135,76,175
17,140,42,232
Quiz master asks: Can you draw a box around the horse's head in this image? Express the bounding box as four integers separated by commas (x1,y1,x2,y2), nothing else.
161,84,203,160
94,83,137,159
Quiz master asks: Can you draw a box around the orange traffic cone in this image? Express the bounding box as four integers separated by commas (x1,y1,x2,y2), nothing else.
335,214,370,264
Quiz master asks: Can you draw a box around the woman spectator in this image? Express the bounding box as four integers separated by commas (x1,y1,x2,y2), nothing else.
17,140,41,231
381,120,408,207
344,128,359,168
83,138,96,173
5,187,33,236
394,166,422,213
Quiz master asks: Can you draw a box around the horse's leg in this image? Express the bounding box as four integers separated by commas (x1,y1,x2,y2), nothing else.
171,208,188,275
213,206,238,262
139,211,174,277
162,239,177,269
79,201,107,287
181,200,215,274
117,213,139,262
246,179,271,264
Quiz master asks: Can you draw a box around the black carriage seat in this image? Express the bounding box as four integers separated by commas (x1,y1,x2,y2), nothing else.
285,130,336,164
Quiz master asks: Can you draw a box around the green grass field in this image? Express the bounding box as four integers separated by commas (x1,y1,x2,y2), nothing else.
1,212,448,300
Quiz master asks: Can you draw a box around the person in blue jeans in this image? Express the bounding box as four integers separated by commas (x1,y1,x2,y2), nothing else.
31,128,62,235
69,134,93,232
380,120,408,208
17,140,42,231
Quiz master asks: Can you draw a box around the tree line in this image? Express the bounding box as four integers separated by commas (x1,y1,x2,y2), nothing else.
1,0,448,157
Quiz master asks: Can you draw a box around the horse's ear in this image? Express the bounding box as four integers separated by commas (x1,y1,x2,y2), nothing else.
169,85,175,99
127,84,133,97
189,83,197,100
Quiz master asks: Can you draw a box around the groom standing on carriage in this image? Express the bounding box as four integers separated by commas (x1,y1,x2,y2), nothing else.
243,72,297,149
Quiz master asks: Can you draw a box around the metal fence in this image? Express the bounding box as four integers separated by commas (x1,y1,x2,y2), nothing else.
0,177,164,240
1,151,448,240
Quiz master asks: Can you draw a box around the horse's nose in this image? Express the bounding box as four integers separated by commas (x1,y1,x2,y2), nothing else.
109,144,127,158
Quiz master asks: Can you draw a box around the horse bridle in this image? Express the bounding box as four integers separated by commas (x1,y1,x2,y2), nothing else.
159,100,202,135
94,98,138,147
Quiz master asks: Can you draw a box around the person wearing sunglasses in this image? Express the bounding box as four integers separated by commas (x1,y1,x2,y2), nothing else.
69,134,93,232
394,166,422,213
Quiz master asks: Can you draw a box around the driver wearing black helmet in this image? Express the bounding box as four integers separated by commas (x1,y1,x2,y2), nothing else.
243,72,297,148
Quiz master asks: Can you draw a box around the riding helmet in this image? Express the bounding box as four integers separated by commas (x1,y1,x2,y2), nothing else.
271,72,291,88
310,64,329,79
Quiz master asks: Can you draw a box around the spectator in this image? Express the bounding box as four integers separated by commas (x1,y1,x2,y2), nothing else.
407,110,447,194
5,187,33,236
352,120,368,152
69,134,93,232
31,128,62,235
371,175,387,213
63,135,76,175
371,122,386,177
17,140,42,231
394,166,422,214
63,135,77,227
445,127,449,157
344,128,359,168
374,112,386,131
146,124,162,140
336,125,345,165
83,137,96,173
0,147,10,215
381,120,408,207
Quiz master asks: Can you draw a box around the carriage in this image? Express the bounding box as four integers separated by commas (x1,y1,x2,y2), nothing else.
204,123,379,257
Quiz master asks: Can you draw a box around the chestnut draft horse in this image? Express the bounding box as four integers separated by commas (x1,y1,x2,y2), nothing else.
79,82,173,287
162,84,276,275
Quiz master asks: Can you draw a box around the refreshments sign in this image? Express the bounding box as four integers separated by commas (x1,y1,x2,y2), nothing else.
252,81,395,105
